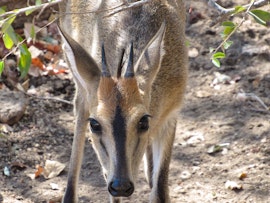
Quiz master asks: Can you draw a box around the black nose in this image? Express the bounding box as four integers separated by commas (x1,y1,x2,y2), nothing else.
108,178,134,197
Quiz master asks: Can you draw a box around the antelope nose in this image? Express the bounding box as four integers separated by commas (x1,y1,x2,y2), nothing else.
108,179,134,197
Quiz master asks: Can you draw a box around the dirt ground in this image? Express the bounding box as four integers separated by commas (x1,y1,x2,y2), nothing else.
0,1,270,203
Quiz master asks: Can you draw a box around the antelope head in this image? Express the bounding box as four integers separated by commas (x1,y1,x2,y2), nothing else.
59,23,166,198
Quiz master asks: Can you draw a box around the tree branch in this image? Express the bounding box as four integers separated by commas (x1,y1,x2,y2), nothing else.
207,0,269,14
106,0,151,17
0,0,62,19
30,95,73,105
206,0,270,26
211,1,255,57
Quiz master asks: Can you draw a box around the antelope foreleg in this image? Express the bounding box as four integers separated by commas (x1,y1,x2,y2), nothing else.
149,118,177,203
62,92,89,203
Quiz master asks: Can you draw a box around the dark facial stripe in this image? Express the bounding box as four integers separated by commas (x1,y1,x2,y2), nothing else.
112,105,128,177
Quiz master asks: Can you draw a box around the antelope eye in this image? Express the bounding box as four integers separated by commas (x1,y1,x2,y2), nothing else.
138,115,151,132
89,118,102,134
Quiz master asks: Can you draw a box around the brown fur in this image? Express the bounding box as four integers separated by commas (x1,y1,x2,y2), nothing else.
59,0,187,202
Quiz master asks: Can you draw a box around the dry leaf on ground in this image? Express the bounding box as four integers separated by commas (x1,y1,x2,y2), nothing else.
43,160,65,179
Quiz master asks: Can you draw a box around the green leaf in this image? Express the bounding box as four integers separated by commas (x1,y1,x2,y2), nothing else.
1,15,16,33
3,33,14,49
212,58,221,68
35,0,42,6
19,44,31,78
30,24,36,40
213,52,226,59
0,60,4,76
211,52,225,67
222,26,235,37
222,21,235,28
221,21,236,39
7,15,16,24
25,8,36,16
249,10,270,26
16,33,23,42
234,6,245,14
223,40,233,50
0,6,6,15
3,25,18,47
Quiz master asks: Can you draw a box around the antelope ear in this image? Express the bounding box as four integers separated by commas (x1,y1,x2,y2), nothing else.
58,25,100,90
135,22,166,93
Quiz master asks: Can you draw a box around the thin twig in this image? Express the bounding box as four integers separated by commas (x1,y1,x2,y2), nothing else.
207,0,233,14
246,93,269,110
206,0,270,26
211,1,255,56
36,17,58,36
30,95,73,105
1,17,58,62
36,1,51,19
57,2,125,15
3,82,73,105
58,0,151,19
240,89,269,111
106,0,151,17
3,81,73,105
0,0,62,19
1,39,27,61
207,0,269,14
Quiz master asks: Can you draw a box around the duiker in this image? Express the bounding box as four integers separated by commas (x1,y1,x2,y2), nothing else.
59,0,187,202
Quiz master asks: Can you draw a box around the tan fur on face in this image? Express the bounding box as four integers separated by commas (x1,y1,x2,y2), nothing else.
117,78,143,112
97,77,117,113
95,76,148,183
97,77,144,115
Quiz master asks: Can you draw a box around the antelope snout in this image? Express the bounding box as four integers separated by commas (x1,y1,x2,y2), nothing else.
108,178,134,197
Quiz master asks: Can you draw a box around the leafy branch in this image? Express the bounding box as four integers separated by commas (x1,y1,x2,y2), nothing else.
209,0,270,67
0,0,61,77
206,0,269,15
0,0,61,19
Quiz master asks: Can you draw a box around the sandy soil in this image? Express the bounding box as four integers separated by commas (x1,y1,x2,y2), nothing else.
0,0,269,203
